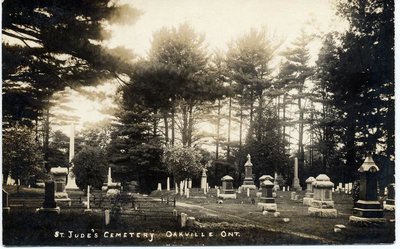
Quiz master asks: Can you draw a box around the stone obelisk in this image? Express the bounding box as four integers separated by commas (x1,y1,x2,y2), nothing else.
292,157,301,191
66,124,79,189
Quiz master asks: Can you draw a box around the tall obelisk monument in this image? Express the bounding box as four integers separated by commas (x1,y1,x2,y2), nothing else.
66,124,79,189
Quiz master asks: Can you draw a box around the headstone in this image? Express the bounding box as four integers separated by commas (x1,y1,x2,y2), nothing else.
349,154,386,225
66,124,79,190
179,181,184,195
247,188,250,197
175,183,179,194
3,190,10,214
258,179,277,212
217,188,220,197
220,175,236,199
105,209,110,226
185,188,190,198
338,182,343,192
303,176,316,206
287,186,290,191
187,217,195,228
348,182,353,194
238,186,241,194
184,179,188,191
292,157,301,191
84,185,92,213
180,213,188,228
384,183,395,211
50,166,71,206
273,172,279,191
201,168,207,190
36,181,60,214
283,186,286,192
188,179,192,189
290,192,296,200
308,174,337,218
294,195,299,201
345,183,349,194
241,154,257,190
167,177,170,191
157,183,162,191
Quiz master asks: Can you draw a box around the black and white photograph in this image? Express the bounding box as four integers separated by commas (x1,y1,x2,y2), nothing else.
1,0,395,246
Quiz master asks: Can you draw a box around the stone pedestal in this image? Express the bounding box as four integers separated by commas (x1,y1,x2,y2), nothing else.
50,167,71,206
303,176,316,206
350,154,386,225
384,183,395,211
36,181,60,214
292,157,302,191
167,177,170,191
201,168,207,190
220,175,236,199
308,174,337,218
258,179,277,212
106,183,121,197
241,154,257,190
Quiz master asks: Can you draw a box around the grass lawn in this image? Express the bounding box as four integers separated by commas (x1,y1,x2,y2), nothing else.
2,186,395,246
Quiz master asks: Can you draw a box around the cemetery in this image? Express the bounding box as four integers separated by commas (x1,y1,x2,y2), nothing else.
1,0,394,246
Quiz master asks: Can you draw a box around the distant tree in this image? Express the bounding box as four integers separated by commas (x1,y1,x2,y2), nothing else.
72,146,108,190
162,146,204,183
2,125,45,186
47,130,69,170
279,30,314,182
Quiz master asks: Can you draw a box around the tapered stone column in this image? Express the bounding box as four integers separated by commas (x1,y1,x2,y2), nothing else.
66,124,78,190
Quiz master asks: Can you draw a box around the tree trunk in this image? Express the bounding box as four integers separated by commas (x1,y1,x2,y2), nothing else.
227,96,232,159
171,106,175,146
216,99,221,160
163,113,169,145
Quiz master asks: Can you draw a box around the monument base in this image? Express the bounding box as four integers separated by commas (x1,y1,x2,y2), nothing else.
383,203,395,211
349,215,386,226
241,184,257,190
305,192,313,198
308,207,337,218
311,200,335,209
258,203,277,212
65,183,79,190
55,197,72,207
292,178,302,191
352,200,384,218
106,189,120,197
84,209,93,213
303,197,313,206
219,193,236,199
36,207,60,214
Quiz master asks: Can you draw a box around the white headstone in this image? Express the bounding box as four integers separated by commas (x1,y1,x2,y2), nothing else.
247,188,250,197
238,187,241,194
188,179,192,189
217,189,220,197
185,188,190,198
105,210,110,225
180,213,188,228
184,179,188,190
339,182,343,189
180,181,184,195
283,186,286,192
175,182,179,194
345,183,349,194
348,182,353,193
157,183,162,191
87,185,90,210
167,177,170,191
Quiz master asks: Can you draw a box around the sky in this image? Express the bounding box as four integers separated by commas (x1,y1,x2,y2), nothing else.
53,0,347,138
108,0,344,57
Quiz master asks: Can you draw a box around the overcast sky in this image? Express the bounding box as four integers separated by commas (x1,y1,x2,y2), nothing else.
108,0,345,57
54,0,347,139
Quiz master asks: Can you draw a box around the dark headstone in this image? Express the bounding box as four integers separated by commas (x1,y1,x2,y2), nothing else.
387,183,395,205
43,181,57,209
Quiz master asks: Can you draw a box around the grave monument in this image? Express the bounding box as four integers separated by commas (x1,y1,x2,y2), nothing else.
384,183,395,211
220,175,236,199
292,157,302,191
36,181,60,214
349,153,386,225
308,174,337,218
66,124,79,190
303,176,316,206
50,166,71,206
241,154,257,190
258,179,277,212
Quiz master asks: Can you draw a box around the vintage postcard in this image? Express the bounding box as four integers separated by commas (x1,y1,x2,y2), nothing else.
2,0,395,246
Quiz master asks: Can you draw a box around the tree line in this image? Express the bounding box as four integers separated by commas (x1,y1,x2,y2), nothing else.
2,0,394,192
